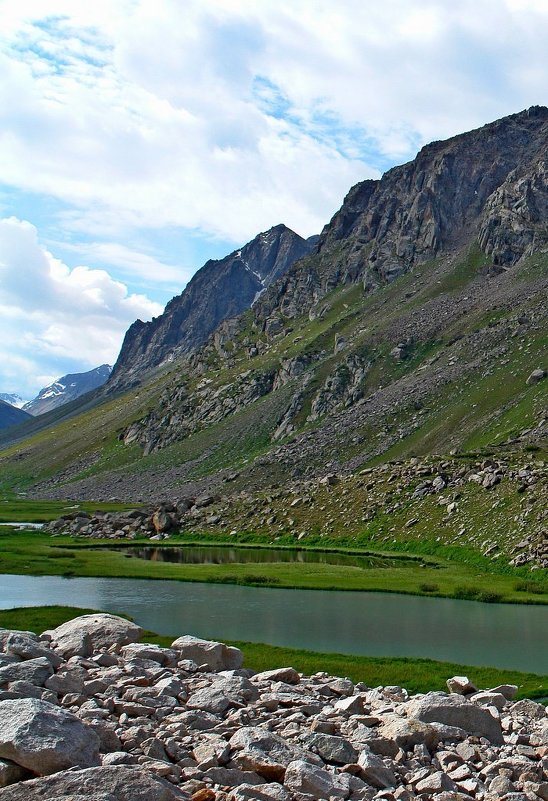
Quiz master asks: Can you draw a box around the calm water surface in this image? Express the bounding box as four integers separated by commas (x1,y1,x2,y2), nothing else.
1,574,547,673
121,545,414,569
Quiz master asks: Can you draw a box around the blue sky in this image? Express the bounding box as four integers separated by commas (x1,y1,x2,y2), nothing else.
0,0,547,397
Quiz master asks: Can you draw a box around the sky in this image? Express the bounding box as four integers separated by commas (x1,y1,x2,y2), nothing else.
0,0,547,398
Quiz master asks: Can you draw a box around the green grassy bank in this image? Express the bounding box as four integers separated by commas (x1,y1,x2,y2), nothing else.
1,529,547,604
0,605,546,699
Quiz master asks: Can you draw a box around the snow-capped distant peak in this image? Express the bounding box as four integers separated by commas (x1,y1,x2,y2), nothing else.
0,392,29,409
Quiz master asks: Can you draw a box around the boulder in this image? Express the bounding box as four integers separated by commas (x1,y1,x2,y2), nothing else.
48,614,143,658
228,727,316,782
0,759,32,789
446,675,477,695
0,658,53,688
406,692,503,744
170,635,243,671
284,759,345,798
0,698,100,775
0,765,187,800
377,715,441,751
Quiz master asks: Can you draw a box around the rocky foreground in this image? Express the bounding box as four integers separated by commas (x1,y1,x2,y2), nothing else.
0,614,547,801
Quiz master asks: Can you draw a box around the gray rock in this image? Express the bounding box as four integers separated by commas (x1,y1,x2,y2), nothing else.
0,765,187,800
171,635,243,671
0,698,100,775
0,759,32,789
406,692,503,744
357,749,397,789
377,715,441,751
48,614,143,658
4,633,62,668
230,782,290,801
283,759,345,799
446,675,477,695
0,657,53,687
304,732,357,764
229,726,315,782
526,368,546,385
251,667,300,685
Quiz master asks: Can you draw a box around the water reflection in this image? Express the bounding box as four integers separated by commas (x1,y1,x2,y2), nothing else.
122,545,411,569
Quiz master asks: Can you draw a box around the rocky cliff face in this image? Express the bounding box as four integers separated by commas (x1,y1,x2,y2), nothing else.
254,106,548,321
109,225,315,389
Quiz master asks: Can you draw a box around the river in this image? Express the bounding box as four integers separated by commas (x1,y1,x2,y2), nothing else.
1,573,547,673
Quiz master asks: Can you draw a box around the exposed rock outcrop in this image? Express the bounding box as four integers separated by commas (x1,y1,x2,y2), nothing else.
109,226,315,390
254,106,548,321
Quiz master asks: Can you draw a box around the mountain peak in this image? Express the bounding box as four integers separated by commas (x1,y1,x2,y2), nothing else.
109,225,316,389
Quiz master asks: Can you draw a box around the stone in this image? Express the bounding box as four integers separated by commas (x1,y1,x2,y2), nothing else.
357,749,397,789
377,715,441,751
0,698,100,775
229,782,290,801
0,657,53,687
446,676,477,695
252,667,300,684
228,727,314,782
406,692,503,744
49,614,143,658
304,732,357,764
171,635,243,671
0,759,32,789
0,765,187,800
526,369,546,385
283,759,345,799
4,633,62,668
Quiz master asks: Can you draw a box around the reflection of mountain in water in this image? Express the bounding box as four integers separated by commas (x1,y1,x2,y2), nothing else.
121,545,411,569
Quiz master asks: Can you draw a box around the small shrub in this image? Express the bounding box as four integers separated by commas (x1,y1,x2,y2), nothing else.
419,583,439,593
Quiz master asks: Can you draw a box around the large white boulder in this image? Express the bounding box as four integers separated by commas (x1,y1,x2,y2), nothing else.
170,635,243,671
47,614,143,658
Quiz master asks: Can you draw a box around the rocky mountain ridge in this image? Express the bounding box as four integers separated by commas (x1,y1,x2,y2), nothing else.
0,614,547,801
108,225,315,390
0,400,31,431
24,365,112,417
253,105,548,323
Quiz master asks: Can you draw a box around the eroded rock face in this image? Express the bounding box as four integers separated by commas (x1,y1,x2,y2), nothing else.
109,225,315,391
255,106,548,322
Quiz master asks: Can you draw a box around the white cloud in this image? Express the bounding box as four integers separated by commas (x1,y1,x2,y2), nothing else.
0,217,162,395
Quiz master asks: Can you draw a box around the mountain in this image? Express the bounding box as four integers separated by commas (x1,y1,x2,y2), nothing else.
24,365,112,416
0,107,546,515
0,399,32,430
254,105,548,321
108,224,316,389
0,393,28,409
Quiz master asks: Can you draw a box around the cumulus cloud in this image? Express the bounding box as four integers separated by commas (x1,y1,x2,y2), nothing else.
0,217,162,396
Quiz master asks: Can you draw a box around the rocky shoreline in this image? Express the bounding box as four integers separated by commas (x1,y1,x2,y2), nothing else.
0,614,547,800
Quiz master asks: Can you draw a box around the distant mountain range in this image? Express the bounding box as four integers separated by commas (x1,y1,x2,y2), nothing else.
21,365,113,416
1,365,113,424
0,399,32,430
0,393,28,409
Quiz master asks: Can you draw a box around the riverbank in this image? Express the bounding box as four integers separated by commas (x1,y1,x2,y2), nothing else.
0,610,547,801
1,606,546,698
1,529,547,605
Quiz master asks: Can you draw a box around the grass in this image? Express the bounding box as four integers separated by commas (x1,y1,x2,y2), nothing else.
0,529,546,604
0,498,140,523
1,605,546,699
